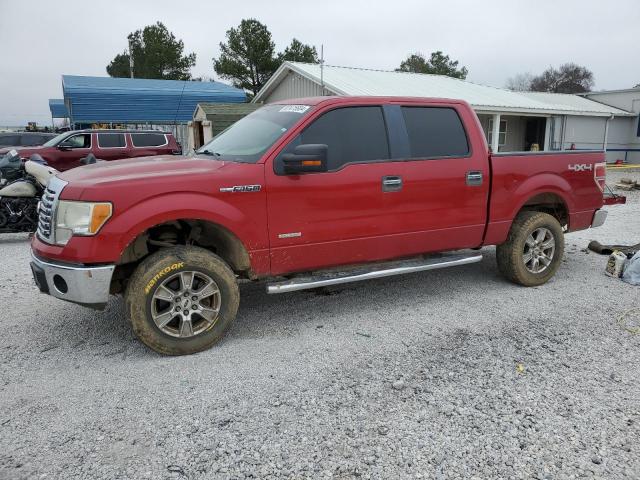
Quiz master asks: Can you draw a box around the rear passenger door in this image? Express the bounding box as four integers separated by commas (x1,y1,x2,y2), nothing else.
129,132,169,157
96,132,128,161
391,105,489,251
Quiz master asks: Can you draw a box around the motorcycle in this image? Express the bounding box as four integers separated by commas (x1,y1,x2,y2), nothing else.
0,150,59,234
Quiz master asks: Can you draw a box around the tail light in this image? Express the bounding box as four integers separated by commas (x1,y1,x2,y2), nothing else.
594,162,606,192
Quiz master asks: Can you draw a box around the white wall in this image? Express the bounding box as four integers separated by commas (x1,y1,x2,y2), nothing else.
265,71,330,102
562,116,639,163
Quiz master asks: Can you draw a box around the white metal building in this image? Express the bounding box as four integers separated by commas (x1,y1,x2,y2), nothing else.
254,62,637,161
579,88,640,163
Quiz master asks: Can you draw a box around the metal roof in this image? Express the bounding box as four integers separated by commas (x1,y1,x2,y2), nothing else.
48,99,68,118
62,75,247,124
254,62,634,117
195,102,261,117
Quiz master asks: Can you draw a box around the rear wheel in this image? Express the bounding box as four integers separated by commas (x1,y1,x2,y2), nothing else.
125,246,239,355
496,211,564,287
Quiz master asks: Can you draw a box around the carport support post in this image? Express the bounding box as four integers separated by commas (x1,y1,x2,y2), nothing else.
491,114,501,153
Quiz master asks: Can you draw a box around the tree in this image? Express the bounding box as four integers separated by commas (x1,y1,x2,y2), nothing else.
396,51,468,79
214,19,280,96
277,38,319,64
106,22,196,80
529,63,594,94
505,72,534,91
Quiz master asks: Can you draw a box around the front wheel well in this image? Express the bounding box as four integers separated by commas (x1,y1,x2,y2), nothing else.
111,220,252,294
518,193,569,229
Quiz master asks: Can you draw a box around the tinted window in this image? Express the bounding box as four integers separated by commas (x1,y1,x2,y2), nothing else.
0,135,20,146
401,107,469,158
21,134,44,146
97,133,126,148
297,106,389,170
131,133,167,147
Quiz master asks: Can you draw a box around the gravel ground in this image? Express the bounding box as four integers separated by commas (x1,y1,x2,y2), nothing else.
1,170,639,479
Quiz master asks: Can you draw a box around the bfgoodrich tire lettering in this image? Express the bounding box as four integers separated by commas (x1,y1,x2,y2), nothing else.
496,211,564,287
125,246,239,355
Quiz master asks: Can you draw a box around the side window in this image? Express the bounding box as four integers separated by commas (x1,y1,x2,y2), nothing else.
0,135,20,146
131,133,167,147
487,118,507,147
97,133,126,148
63,134,91,148
21,134,44,146
281,106,389,172
402,107,469,158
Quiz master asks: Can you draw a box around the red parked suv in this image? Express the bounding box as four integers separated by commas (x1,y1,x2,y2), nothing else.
0,129,180,171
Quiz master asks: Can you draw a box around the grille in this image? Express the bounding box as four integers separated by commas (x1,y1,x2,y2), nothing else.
37,176,67,244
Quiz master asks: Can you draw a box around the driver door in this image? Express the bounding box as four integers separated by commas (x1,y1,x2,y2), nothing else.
53,133,93,171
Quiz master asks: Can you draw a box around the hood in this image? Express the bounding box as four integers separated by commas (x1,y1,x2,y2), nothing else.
57,154,241,201
59,155,225,186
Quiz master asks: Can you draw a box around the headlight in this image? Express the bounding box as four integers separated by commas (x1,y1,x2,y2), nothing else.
55,200,112,245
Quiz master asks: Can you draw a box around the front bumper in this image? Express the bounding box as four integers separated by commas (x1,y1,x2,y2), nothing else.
30,251,115,310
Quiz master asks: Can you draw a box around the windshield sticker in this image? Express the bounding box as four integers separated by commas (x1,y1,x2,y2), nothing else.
279,105,310,113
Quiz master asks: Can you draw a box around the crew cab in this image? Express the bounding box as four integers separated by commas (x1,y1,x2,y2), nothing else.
29,96,620,355
0,129,180,171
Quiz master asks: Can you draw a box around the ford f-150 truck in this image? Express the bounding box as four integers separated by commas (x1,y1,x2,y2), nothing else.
30,96,619,355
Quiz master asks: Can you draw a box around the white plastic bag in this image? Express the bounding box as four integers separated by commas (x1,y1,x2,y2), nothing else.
622,250,640,285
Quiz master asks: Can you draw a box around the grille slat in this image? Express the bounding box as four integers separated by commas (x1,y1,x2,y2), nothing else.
37,176,67,244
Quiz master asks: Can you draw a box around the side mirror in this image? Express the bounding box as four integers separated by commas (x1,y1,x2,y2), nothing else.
281,144,328,174
80,153,97,165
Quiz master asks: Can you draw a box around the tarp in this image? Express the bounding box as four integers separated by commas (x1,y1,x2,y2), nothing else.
48,99,68,118
62,75,246,124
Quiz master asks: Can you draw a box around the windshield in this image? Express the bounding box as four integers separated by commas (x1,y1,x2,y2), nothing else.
195,104,312,163
42,132,71,147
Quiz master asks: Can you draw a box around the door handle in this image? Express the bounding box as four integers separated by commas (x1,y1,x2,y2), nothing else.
382,175,403,192
466,171,483,186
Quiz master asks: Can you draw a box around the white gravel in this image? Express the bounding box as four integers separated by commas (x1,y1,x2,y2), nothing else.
1,170,639,479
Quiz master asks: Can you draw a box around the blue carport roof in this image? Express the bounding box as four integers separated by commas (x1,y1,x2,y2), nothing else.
62,75,246,124
49,98,69,118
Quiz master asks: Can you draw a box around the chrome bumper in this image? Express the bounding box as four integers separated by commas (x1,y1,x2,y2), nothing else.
591,210,608,228
30,251,115,309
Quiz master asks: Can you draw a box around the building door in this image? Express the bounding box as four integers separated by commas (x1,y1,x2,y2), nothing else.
525,117,546,151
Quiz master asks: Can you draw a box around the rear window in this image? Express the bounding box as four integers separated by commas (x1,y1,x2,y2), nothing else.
401,107,469,158
97,133,126,148
131,133,167,147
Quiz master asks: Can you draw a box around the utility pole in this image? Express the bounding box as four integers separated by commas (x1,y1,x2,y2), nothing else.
320,44,324,95
128,38,135,79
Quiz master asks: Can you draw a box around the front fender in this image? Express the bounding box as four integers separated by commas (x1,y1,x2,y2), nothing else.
106,192,261,257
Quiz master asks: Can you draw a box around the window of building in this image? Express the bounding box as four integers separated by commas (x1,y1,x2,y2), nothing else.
97,133,126,148
488,118,508,147
401,107,469,158
131,133,167,147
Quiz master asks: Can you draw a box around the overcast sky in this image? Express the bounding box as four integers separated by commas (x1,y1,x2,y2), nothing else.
1,0,638,126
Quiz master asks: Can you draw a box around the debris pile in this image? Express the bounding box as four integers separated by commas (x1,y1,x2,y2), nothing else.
614,178,640,191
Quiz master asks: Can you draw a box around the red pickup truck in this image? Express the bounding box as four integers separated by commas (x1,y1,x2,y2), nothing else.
0,129,180,171
30,96,617,355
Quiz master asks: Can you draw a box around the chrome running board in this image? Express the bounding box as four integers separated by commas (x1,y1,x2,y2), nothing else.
266,253,483,294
